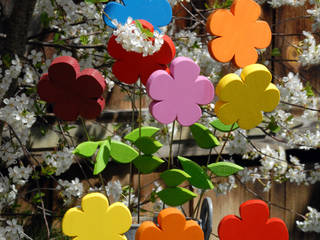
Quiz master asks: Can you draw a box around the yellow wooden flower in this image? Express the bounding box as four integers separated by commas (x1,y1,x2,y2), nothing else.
62,192,132,240
215,64,280,130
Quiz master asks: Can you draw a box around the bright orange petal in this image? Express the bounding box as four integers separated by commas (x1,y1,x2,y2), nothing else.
136,221,162,240
206,9,234,36
253,21,272,49
234,45,258,68
231,0,261,22
208,37,236,63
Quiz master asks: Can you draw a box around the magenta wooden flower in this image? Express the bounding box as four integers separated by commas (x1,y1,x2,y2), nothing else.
37,56,106,121
146,57,214,126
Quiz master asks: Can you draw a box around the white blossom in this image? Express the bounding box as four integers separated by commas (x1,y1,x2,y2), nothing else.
296,206,320,233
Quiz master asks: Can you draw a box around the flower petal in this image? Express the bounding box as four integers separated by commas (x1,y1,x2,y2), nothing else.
206,9,234,36
157,208,186,232
153,35,176,65
80,98,105,120
81,192,109,214
265,218,289,240
231,0,261,22
176,103,202,126
112,60,140,84
105,202,132,234
150,101,177,124
53,101,80,121
62,207,85,237
237,108,262,130
208,37,236,63
193,76,214,104
76,69,106,98
37,73,64,103
215,101,238,126
252,21,272,49
136,221,162,240
182,221,204,240
261,83,280,112
107,35,128,59
170,57,200,84
140,62,168,86
234,45,258,68
147,70,173,101
218,215,242,240
48,56,79,89
241,64,271,91
216,73,244,102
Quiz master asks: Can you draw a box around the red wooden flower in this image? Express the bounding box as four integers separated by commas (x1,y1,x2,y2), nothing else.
218,200,289,240
107,20,176,85
37,56,106,121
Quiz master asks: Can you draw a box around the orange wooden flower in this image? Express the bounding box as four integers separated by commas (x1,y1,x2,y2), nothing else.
206,0,271,68
136,208,204,240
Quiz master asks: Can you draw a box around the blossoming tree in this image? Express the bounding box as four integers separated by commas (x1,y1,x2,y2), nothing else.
0,0,319,239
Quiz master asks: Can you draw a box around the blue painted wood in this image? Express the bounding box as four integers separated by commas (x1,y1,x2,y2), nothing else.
103,0,172,31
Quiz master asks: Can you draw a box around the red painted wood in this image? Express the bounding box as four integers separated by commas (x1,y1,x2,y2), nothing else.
107,19,176,85
218,199,289,240
37,56,106,121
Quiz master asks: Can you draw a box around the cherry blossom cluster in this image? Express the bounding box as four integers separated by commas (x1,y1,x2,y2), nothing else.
112,17,164,57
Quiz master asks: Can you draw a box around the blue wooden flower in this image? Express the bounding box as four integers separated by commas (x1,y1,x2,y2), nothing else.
103,0,172,31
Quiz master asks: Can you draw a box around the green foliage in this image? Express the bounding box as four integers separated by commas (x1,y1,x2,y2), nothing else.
160,169,190,187
178,156,213,190
110,140,139,163
271,48,281,57
267,116,281,133
94,142,110,175
134,136,162,154
207,162,243,177
190,123,220,149
85,0,108,3
135,20,154,38
304,82,315,97
124,126,160,143
80,35,89,45
133,155,164,174
40,12,51,28
157,187,197,206
73,141,99,158
32,192,45,204
210,119,239,132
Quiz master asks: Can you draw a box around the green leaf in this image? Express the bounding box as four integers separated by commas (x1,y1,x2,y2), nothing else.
190,123,220,149
134,136,162,154
94,143,110,175
271,48,281,57
178,156,213,190
207,162,243,177
160,169,190,187
267,116,281,133
110,140,139,163
80,35,89,45
133,155,164,174
40,12,50,28
304,82,315,97
124,126,160,143
158,187,197,206
210,119,239,132
135,20,143,31
73,141,99,158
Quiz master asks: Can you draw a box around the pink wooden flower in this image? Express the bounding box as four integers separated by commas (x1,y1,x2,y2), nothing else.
146,57,214,126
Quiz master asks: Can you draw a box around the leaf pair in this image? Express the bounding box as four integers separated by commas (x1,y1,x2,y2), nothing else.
158,169,195,206
125,126,164,173
73,140,139,175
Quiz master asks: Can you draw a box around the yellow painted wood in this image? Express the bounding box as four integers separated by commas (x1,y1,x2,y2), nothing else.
215,64,280,130
62,192,132,240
